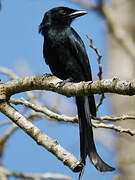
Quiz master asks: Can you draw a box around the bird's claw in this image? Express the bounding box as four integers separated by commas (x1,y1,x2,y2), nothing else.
56,78,73,88
42,73,53,78
56,81,66,88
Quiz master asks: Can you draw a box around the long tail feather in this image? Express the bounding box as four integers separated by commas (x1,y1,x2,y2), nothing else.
76,96,115,172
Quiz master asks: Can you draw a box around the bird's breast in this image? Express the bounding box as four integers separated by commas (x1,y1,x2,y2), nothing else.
46,29,68,47
43,27,85,81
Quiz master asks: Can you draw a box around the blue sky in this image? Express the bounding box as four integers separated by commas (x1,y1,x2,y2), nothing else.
0,0,117,179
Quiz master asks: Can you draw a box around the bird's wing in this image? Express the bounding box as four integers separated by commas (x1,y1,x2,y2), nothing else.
68,28,97,117
68,28,92,81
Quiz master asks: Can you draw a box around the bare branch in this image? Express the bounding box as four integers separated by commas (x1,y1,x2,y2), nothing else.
68,0,135,61
10,98,78,123
1,75,135,103
10,97,135,122
96,93,106,110
0,67,18,80
9,98,135,136
0,102,82,172
94,115,135,122
0,125,17,158
86,34,106,111
93,122,135,136
0,166,72,180
86,35,103,80
0,121,11,127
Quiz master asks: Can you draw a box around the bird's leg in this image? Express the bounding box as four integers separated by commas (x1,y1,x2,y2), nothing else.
57,77,73,87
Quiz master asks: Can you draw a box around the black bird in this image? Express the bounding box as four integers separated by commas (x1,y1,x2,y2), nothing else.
39,6,115,175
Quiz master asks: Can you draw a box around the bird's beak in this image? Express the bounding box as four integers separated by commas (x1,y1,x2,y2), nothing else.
68,10,88,19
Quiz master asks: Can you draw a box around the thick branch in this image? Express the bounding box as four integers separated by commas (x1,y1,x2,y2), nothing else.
0,102,81,172
1,76,135,102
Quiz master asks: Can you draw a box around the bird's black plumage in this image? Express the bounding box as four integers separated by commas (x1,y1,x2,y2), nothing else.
39,6,115,176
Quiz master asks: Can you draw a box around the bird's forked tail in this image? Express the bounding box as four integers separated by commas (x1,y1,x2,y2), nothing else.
76,96,115,172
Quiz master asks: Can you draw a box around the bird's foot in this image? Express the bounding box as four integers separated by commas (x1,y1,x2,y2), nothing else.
42,73,53,81
57,78,73,88
42,73,53,78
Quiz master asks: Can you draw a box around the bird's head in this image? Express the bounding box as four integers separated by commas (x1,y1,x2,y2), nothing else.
39,7,87,33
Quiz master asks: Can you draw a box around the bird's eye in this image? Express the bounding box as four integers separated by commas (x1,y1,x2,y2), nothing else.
59,10,66,15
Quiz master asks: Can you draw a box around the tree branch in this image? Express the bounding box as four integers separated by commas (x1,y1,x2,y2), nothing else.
0,102,82,172
1,74,135,172
94,115,135,122
0,166,72,180
86,34,106,111
9,98,135,136
1,75,135,103
0,125,17,158
0,67,18,79
10,98,78,123
92,122,135,136
68,0,135,61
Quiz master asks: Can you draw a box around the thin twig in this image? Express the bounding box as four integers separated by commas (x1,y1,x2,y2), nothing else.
0,121,11,127
0,67,18,80
96,93,105,110
69,0,135,61
10,98,135,122
86,35,103,80
9,98,135,136
94,115,135,122
92,122,135,136
86,34,106,111
0,125,17,158
10,98,78,123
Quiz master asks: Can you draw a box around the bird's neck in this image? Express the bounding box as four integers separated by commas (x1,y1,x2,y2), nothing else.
42,24,70,35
